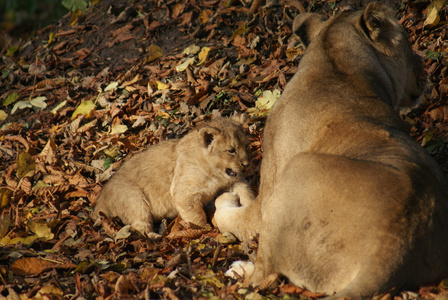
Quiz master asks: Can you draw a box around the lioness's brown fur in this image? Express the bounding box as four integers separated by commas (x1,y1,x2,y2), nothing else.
93,116,251,239
214,3,448,297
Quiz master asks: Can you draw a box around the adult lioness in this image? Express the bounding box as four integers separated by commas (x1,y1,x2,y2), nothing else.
214,2,448,297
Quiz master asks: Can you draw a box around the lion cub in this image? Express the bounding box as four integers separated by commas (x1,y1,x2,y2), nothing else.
93,115,251,239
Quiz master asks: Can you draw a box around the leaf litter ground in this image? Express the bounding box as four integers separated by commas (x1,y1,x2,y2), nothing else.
1,0,448,299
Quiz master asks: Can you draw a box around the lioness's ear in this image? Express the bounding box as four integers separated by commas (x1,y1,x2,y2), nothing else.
199,127,220,148
362,2,403,47
293,13,325,47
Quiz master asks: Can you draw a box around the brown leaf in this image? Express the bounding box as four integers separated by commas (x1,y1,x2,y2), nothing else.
10,257,76,276
171,3,185,19
167,228,208,239
39,138,57,164
20,177,32,195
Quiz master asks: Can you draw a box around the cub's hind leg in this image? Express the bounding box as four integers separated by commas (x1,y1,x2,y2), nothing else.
95,181,157,237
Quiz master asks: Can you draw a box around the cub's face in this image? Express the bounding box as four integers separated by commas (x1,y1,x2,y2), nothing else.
200,119,251,179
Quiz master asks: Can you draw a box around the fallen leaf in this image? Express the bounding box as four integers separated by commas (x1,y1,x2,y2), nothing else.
199,9,213,24
27,220,55,241
10,257,70,276
229,22,246,43
110,124,128,135
17,152,35,178
0,188,13,208
11,100,32,114
424,0,447,27
176,57,196,72
197,47,211,66
115,225,132,240
156,81,170,90
3,92,19,106
0,214,10,238
183,44,200,55
35,285,64,300
62,0,88,12
146,45,163,63
171,3,185,19
0,109,7,121
425,7,440,27
121,74,140,87
104,81,119,92
51,100,67,114
71,100,96,119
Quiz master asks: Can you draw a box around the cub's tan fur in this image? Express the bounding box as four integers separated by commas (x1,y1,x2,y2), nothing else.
93,115,251,239
214,3,448,297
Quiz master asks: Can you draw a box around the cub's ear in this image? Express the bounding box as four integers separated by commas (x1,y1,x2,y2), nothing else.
293,13,326,47
361,2,403,47
231,112,247,125
199,127,220,148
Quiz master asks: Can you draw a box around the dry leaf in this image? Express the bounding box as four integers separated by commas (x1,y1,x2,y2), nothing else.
35,285,64,300
183,44,200,55
71,100,96,119
10,257,75,276
0,214,10,238
0,188,13,208
0,109,7,121
146,45,163,63
110,124,128,135
17,152,35,178
27,220,54,241
197,47,211,66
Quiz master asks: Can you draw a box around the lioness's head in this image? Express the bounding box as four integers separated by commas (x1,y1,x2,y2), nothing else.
198,115,251,179
293,2,425,109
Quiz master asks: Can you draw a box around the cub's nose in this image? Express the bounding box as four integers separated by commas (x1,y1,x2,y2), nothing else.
241,162,250,168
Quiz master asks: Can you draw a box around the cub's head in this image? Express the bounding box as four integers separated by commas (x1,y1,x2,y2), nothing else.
198,115,251,179
293,2,425,109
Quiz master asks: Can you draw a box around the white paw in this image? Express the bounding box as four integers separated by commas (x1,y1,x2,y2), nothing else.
225,261,255,279
215,192,240,209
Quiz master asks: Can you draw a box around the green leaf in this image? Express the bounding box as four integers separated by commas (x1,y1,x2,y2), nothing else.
3,92,19,106
103,157,114,169
6,46,19,57
62,0,88,12
33,180,50,190
425,50,441,60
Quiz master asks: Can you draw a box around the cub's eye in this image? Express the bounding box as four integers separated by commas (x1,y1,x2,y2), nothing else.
228,148,236,154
